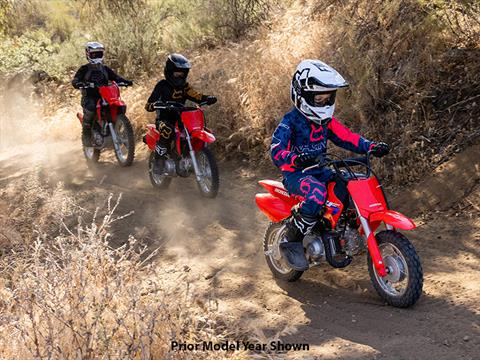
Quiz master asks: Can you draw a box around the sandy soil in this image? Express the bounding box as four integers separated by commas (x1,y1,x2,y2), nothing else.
0,140,479,360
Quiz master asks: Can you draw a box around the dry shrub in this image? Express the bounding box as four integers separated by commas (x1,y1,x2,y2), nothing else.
190,2,325,159
203,0,274,40
189,0,479,185
428,0,480,47
0,188,241,359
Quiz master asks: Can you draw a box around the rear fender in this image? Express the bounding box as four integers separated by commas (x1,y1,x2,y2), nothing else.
255,193,292,222
258,180,299,206
369,210,416,230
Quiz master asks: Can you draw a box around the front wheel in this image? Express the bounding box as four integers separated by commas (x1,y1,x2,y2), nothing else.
82,126,100,164
195,147,219,198
113,114,135,167
368,230,423,308
263,222,304,282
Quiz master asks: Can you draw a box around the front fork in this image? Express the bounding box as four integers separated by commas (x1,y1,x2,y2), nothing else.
184,130,203,183
358,212,388,277
108,122,122,157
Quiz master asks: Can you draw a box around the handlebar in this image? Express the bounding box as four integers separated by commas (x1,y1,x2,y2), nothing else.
76,81,132,89
303,152,374,181
116,82,132,87
153,100,209,111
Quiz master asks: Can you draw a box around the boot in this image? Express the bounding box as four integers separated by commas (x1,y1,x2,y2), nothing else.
81,110,95,147
280,208,317,271
153,141,168,175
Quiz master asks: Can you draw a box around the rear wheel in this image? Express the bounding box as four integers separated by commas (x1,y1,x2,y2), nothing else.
263,222,304,282
114,114,135,167
368,230,423,308
195,147,219,198
82,126,100,164
148,152,171,189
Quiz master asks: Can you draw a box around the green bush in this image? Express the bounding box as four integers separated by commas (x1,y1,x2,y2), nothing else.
0,30,84,80
0,0,277,79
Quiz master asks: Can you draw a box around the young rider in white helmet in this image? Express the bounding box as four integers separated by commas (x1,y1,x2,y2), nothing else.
271,59,390,271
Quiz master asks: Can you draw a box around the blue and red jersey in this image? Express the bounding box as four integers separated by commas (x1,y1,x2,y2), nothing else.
271,108,375,175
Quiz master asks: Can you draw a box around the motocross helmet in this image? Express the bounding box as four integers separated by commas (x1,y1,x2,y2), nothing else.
164,53,191,88
291,60,348,125
85,42,105,65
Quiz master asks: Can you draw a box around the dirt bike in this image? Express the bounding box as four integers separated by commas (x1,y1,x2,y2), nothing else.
255,153,423,308
143,101,219,198
76,81,135,166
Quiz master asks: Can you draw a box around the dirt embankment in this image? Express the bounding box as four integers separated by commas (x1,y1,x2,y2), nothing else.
0,136,479,359
393,142,480,215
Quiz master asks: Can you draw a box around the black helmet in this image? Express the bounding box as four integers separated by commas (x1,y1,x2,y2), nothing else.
164,53,191,88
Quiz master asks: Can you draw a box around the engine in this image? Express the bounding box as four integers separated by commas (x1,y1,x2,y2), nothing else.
342,224,366,256
163,159,177,176
303,234,325,263
177,157,192,177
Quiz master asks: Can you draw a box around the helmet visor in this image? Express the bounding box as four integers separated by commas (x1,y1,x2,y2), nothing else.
173,71,187,79
89,51,104,59
302,90,336,107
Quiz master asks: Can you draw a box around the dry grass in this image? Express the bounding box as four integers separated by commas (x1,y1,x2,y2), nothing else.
0,177,244,359
3,0,479,184
183,0,480,185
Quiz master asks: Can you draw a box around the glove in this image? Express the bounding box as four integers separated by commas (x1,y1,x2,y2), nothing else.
371,142,390,157
145,102,155,112
294,153,318,168
205,95,217,105
125,80,133,86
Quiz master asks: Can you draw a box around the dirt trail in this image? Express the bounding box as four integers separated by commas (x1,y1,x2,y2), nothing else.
0,140,479,360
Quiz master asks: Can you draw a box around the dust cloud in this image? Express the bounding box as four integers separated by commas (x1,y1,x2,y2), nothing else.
0,77,81,166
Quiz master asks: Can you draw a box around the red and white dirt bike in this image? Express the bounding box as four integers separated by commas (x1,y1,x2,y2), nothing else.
143,101,219,198
255,153,423,308
76,81,135,166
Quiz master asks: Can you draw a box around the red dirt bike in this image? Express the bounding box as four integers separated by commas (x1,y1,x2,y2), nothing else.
76,81,135,166
143,101,219,198
255,153,423,308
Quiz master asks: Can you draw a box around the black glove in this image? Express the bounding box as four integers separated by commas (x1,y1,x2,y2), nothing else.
73,81,85,89
294,153,318,168
205,95,217,105
371,142,390,157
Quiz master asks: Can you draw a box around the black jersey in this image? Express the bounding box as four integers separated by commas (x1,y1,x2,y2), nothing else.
145,79,207,122
72,63,128,97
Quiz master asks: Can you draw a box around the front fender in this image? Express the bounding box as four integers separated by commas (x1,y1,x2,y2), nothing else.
191,129,215,143
255,193,291,223
369,210,416,230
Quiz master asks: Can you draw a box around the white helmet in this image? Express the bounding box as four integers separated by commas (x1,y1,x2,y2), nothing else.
85,42,104,65
291,60,348,125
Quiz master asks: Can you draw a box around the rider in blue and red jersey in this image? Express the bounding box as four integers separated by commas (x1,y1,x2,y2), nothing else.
271,60,390,271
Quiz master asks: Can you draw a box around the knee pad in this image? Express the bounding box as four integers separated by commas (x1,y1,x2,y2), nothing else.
158,122,173,139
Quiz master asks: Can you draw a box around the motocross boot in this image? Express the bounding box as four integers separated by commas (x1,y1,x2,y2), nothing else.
81,109,95,147
153,140,168,175
280,206,317,271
